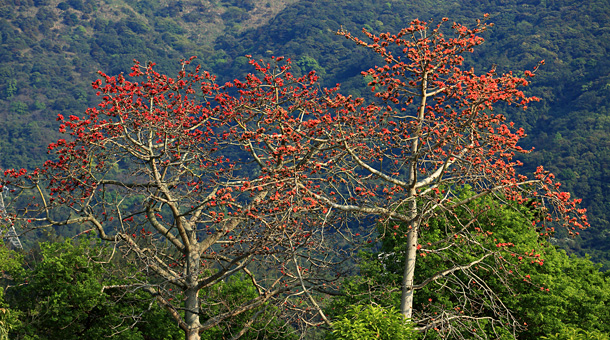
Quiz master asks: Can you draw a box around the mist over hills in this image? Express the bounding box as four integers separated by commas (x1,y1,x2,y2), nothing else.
1,0,609,267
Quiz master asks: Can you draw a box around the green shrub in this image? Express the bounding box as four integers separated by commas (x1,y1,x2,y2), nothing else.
541,326,610,340
330,305,417,340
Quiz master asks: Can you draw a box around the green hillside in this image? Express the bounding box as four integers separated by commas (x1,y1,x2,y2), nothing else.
1,0,610,267
0,0,295,167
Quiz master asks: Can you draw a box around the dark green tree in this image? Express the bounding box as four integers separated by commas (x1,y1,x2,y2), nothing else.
7,239,183,340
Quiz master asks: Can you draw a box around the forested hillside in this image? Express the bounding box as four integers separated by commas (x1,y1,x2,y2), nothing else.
0,0,609,256
0,0,296,168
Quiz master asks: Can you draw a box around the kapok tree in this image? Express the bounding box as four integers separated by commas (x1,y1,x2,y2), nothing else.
328,17,587,335
233,17,588,337
1,58,343,340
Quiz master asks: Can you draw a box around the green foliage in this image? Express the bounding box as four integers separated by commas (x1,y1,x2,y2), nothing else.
509,246,610,338
7,239,182,340
3,79,16,99
0,292,19,340
0,241,23,277
329,192,610,339
9,101,28,116
3,238,292,339
200,274,297,340
0,243,22,340
329,305,416,340
541,326,610,340
295,55,327,78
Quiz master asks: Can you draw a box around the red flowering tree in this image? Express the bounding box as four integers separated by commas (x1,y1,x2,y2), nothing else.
1,58,346,340
231,17,588,337
329,17,587,335
1,17,589,339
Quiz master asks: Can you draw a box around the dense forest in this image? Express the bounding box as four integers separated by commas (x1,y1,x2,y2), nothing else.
1,0,610,338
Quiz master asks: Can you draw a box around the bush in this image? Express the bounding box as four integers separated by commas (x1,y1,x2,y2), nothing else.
541,327,610,340
329,305,417,340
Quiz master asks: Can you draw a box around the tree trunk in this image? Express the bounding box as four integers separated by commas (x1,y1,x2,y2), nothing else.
400,71,428,320
186,327,200,340
400,214,418,319
401,168,420,320
185,250,201,340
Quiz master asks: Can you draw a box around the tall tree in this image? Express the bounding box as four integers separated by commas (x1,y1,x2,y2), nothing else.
233,17,587,337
